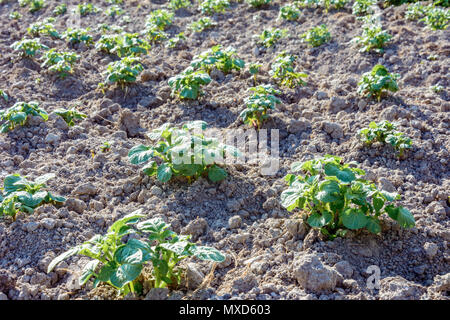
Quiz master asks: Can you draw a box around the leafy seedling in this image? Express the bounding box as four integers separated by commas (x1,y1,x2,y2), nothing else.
53,107,87,127
190,45,245,74
357,64,400,101
168,67,211,100
11,39,49,58
128,121,241,183
104,56,144,89
0,173,65,221
40,49,80,78
270,52,308,88
280,155,415,239
0,101,48,133
255,28,288,48
300,24,331,47
239,85,281,129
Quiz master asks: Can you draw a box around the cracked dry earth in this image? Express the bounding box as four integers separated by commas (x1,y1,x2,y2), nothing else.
0,0,449,300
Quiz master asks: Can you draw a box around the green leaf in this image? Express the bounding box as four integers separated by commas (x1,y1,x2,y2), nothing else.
157,164,173,182
324,163,356,183
307,211,332,228
365,217,381,234
385,205,415,228
341,208,368,230
316,180,340,203
128,145,154,164
47,247,80,273
207,165,227,182
79,260,100,285
137,217,169,234
192,246,225,262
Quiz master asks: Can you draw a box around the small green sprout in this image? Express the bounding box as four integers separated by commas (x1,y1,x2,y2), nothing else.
279,4,301,20
168,67,212,100
199,0,230,15
357,64,400,101
62,28,94,46
0,90,8,101
352,17,392,54
40,49,80,78
166,33,186,49
100,141,112,152
27,18,61,39
168,0,192,10
0,173,65,221
421,6,449,30
11,38,49,58
300,24,331,47
147,9,174,30
352,0,376,16
270,52,308,88
246,0,271,8
430,84,443,93
9,11,22,20
53,107,87,127
106,5,125,17
53,3,67,16
188,17,217,32
240,85,281,129
256,28,288,48
0,101,48,133
358,120,412,158
104,56,144,89
190,45,245,74
76,3,99,16
248,62,262,85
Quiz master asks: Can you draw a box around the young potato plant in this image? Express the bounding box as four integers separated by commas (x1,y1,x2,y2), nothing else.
62,28,94,46
357,64,400,101
53,3,67,16
144,25,169,43
19,0,46,13
190,45,245,75
188,17,217,33
358,121,412,158
352,16,392,54
240,85,281,129
405,3,427,20
96,33,150,57
270,52,308,88
53,107,87,127
104,56,144,89
76,3,99,16
9,11,22,20
106,5,125,17
27,18,61,39
248,62,262,85
128,121,241,183
421,6,449,30
168,67,212,100
246,0,271,8
47,211,225,296
0,173,65,221
40,49,80,78
295,0,347,13
199,0,230,15
281,155,415,239
10,39,49,58
279,4,301,20
300,24,331,47
352,0,376,16
169,0,192,10
0,89,8,101
166,33,186,49
256,28,288,48
0,101,48,133
146,9,174,30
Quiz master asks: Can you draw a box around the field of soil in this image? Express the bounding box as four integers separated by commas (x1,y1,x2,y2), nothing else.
0,0,449,300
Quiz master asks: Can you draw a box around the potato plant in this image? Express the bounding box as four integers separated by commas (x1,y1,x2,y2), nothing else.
9,11,22,20
53,107,87,127
239,85,281,129
300,24,331,47
27,18,61,39
47,210,224,296
352,16,392,54
269,52,308,88
188,17,217,32
166,33,186,49
357,64,400,101
104,56,144,89
281,155,415,239
199,0,230,15
19,0,45,13
421,6,449,30
62,28,94,46
295,0,347,13
106,5,124,17
76,3,99,16
248,62,262,85
146,9,174,30
95,33,150,57
0,173,65,221
168,67,212,99
190,45,245,74
53,3,67,16
246,0,271,8
352,0,376,16
256,28,288,48
0,101,48,133
358,121,412,158
128,121,241,183
405,3,427,20
10,39,49,58
40,49,80,78
279,4,301,20
169,0,192,10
